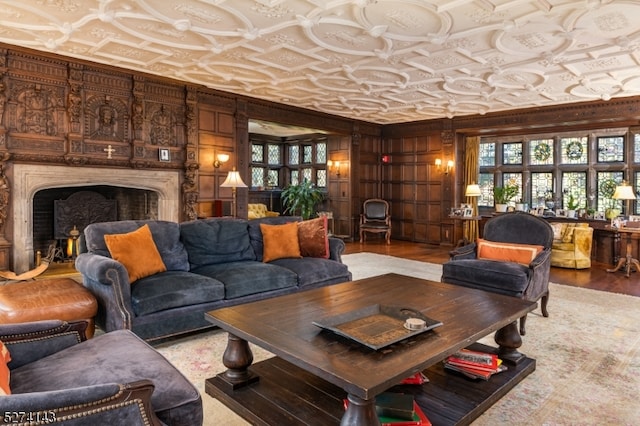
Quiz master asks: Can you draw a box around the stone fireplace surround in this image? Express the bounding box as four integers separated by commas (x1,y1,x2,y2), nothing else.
12,164,181,273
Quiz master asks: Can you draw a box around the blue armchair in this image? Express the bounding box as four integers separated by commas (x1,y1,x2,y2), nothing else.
441,212,553,335
0,320,202,425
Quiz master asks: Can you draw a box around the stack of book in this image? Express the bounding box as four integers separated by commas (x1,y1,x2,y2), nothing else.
443,348,507,380
344,392,431,426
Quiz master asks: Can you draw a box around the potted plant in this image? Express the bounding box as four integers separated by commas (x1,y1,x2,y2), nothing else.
492,181,519,212
566,193,581,218
281,179,325,220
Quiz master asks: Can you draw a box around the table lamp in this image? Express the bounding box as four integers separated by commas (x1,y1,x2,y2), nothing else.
612,181,636,218
220,167,247,217
465,183,482,198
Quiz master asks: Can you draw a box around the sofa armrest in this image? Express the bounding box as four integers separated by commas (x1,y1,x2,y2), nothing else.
524,248,552,301
0,380,163,426
572,226,594,257
449,242,477,260
74,253,135,333
0,320,88,369
328,237,346,262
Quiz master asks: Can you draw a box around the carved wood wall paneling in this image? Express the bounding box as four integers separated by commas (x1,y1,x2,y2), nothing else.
328,134,351,238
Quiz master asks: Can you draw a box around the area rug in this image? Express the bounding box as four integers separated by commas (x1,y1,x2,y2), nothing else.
155,253,640,425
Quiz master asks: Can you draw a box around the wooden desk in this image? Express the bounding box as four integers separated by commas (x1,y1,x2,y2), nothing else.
205,273,536,426
448,215,481,247
607,227,640,277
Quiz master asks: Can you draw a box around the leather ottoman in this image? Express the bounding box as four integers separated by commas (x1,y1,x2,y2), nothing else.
0,278,98,338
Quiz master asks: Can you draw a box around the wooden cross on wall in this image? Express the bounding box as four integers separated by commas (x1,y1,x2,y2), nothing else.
104,145,115,159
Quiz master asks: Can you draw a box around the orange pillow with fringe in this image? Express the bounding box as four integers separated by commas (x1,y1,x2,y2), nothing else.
104,224,167,283
477,238,544,266
0,340,11,395
260,222,302,262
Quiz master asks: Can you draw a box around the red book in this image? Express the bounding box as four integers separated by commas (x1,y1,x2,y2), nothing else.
343,399,432,426
446,349,499,371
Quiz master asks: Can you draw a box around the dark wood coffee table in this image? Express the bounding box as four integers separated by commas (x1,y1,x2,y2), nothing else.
205,273,537,425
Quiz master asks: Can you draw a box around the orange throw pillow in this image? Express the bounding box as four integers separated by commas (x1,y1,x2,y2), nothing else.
477,238,544,265
260,222,302,263
104,224,167,283
0,340,11,395
298,217,329,258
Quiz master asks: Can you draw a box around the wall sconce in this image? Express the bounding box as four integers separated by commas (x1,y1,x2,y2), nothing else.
213,153,230,168
435,158,454,175
327,160,341,177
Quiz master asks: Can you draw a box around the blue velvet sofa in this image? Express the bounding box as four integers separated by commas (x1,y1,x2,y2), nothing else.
75,216,351,341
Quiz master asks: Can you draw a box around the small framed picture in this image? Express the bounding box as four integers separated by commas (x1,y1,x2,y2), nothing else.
159,149,170,162
594,211,605,220
629,215,640,222
536,206,545,216
463,208,473,217
555,209,566,217
460,203,472,210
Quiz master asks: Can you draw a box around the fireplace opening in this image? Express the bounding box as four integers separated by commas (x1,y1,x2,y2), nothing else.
33,186,159,262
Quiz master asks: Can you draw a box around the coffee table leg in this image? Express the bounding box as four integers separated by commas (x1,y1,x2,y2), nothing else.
219,333,259,390
341,394,381,426
494,321,526,365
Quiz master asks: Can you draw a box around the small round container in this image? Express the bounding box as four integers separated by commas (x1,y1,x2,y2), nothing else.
404,317,426,331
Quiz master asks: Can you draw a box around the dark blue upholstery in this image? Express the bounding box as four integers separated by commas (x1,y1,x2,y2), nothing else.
76,217,352,341
1,320,202,426
441,211,553,334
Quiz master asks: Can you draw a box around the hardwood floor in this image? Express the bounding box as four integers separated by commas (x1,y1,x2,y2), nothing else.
345,239,640,297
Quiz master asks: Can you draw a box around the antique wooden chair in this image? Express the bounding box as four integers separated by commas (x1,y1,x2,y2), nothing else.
359,199,391,244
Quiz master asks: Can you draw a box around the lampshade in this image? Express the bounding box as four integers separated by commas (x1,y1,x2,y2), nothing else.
220,168,247,188
612,182,636,200
465,183,482,197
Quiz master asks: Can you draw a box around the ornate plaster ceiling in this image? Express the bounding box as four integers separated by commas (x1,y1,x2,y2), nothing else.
2,0,640,125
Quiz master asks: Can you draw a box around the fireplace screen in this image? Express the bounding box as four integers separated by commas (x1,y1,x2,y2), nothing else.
54,191,117,239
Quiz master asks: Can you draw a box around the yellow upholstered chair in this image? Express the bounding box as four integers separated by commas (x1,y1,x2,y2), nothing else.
549,222,593,269
247,203,280,220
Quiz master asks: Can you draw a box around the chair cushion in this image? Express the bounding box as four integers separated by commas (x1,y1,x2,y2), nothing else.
441,259,529,298
10,329,202,426
477,238,543,265
180,218,255,268
270,257,351,288
104,224,167,283
131,271,225,316
191,261,297,299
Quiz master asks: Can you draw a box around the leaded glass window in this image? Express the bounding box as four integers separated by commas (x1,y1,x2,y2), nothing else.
634,134,640,163
317,169,327,187
503,172,522,203
267,170,278,187
503,143,522,165
479,143,495,166
302,168,312,182
634,172,640,215
531,172,553,208
251,144,263,163
597,171,623,212
290,170,299,186
477,173,494,207
562,172,586,210
303,145,312,163
597,136,624,163
289,145,299,165
267,144,280,165
560,137,587,164
530,139,553,165
316,142,327,164
251,166,264,188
